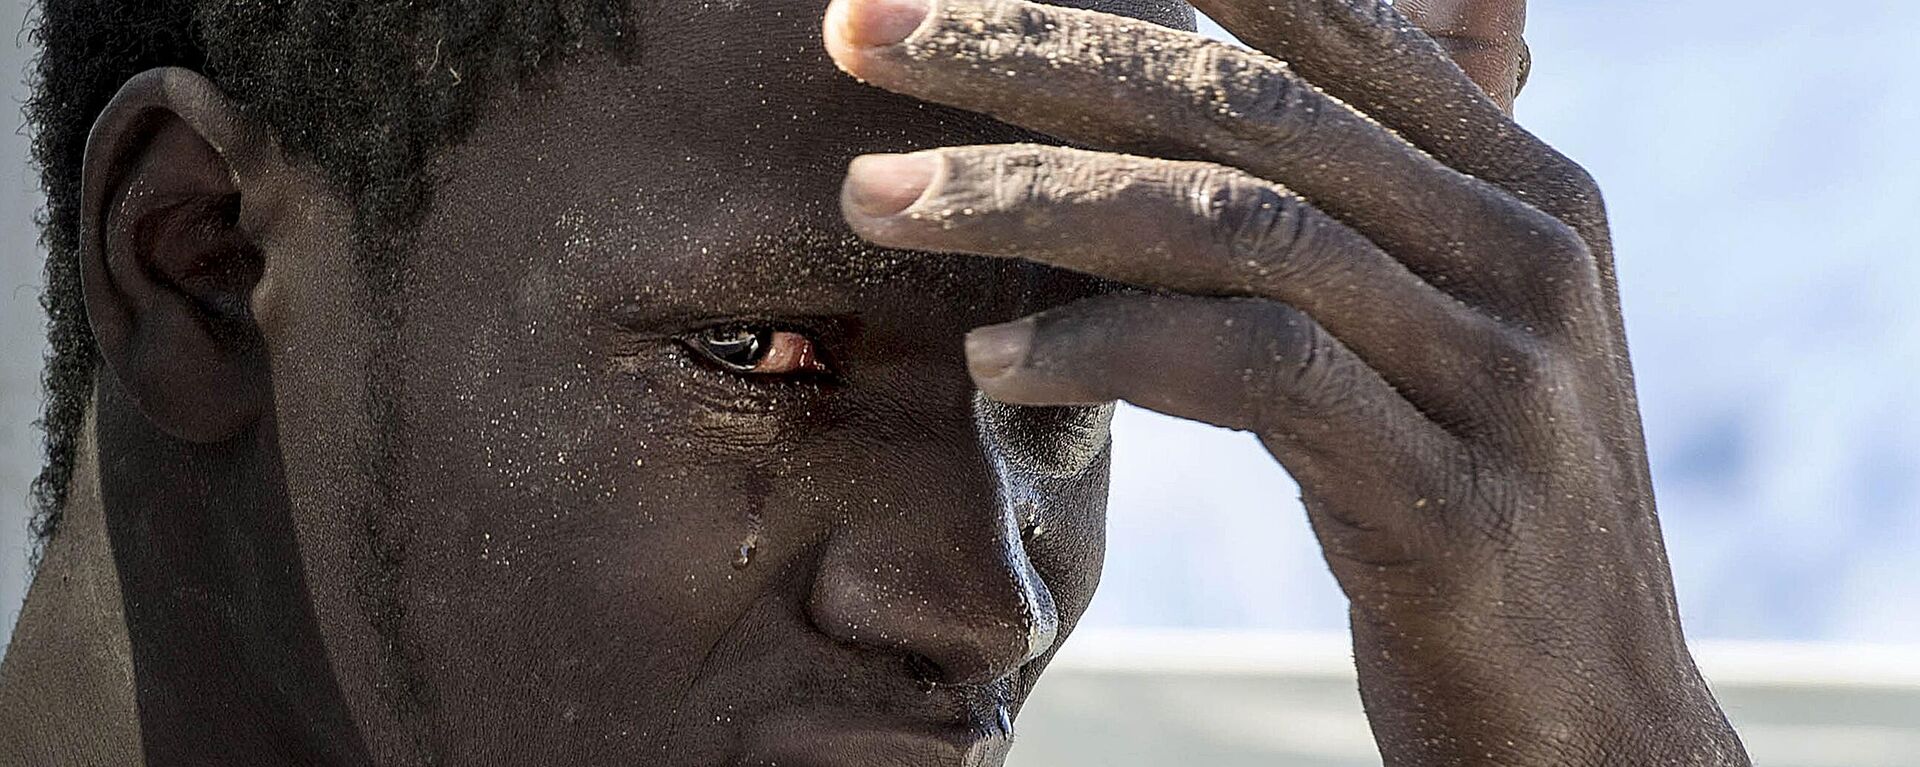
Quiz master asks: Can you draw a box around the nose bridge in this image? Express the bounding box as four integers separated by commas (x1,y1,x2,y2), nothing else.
805,425,1059,687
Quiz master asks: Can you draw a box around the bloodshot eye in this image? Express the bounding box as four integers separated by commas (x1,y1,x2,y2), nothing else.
686,326,828,376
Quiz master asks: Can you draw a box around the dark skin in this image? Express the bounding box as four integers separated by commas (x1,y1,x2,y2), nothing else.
0,0,1748,764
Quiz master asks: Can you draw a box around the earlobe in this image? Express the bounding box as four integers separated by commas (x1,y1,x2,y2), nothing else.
80,68,276,443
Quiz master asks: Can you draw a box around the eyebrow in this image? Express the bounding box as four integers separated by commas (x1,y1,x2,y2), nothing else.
591,224,900,333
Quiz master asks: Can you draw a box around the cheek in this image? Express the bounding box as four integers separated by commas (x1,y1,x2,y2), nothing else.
403,337,792,590
382,310,830,722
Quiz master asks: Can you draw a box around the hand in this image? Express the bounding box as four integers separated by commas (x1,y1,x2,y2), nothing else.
1396,0,1531,111
824,0,1748,763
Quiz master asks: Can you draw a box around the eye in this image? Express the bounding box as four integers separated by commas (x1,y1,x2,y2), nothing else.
686,326,828,376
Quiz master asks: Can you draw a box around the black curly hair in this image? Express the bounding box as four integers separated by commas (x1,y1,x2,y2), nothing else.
24,0,634,552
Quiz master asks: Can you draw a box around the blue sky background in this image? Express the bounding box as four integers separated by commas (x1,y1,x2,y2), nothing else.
1088,1,1920,643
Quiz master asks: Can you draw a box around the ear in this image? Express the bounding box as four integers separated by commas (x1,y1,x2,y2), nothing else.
81,68,280,443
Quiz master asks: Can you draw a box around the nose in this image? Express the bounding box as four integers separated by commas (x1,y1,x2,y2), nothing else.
806,454,1059,688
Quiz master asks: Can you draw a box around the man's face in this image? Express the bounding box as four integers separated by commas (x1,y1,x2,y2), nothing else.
258,1,1181,763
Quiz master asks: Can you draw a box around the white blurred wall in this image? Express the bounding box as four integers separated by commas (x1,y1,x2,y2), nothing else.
0,0,48,653
1010,631,1920,767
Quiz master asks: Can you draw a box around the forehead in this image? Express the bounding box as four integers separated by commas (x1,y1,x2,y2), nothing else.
410,0,1187,322
450,0,1194,196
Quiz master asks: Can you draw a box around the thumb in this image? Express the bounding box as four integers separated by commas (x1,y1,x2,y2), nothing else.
1395,0,1530,112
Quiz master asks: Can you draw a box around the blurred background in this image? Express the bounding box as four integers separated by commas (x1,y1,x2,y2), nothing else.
1,0,1915,764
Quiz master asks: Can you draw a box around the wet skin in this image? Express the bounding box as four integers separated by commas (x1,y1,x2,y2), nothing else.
0,0,1750,765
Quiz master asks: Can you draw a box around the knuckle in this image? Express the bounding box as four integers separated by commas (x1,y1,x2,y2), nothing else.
1526,216,1594,276
1476,200,1601,322
1234,305,1359,426
979,144,1139,206
1535,215,1593,265
1554,159,1607,214
1201,44,1322,152
1467,331,1585,448
1521,217,1606,320
1329,0,1416,46
971,144,1053,206
1516,152,1610,231
946,144,1113,220
1483,330,1567,401
1279,312,1338,394
1204,176,1316,288
1461,321,1624,458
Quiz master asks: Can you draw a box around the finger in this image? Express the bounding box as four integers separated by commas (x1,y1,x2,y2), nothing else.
965,292,1457,529
1186,0,1630,382
1392,0,1530,110
1185,0,1604,245
823,0,1565,314
844,144,1517,423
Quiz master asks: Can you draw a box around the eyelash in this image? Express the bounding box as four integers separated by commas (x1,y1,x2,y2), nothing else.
679,325,831,379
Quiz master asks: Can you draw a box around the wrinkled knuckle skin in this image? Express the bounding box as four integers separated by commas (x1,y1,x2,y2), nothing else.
976,144,1067,209
1273,303,1332,390
1205,176,1315,290
1104,30,1316,159
1213,52,1325,159
1240,307,1355,431
1325,0,1396,22
965,143,1176,215
910,143,1077,237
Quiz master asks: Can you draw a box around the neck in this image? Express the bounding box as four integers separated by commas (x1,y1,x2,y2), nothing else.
0,405,143,764
3,382,371,765
92,379,369,765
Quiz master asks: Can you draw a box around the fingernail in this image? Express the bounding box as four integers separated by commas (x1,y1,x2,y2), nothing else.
832,0,930,48
966,319,1034,381
845,153,935,217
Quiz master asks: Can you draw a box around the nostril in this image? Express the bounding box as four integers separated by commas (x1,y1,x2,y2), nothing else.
903,653,943,691
808,515,1060,691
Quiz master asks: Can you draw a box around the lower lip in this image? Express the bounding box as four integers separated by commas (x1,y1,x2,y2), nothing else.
740,718,1009,767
